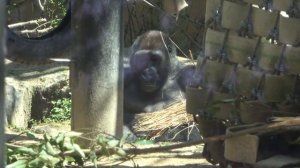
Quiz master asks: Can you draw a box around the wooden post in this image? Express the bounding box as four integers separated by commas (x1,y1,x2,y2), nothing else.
70,0,123,141
0,0,6,166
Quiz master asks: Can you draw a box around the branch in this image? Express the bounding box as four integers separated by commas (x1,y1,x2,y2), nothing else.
14,27,54,35
8,19,47,29
65,117,300,156
7,117,300,158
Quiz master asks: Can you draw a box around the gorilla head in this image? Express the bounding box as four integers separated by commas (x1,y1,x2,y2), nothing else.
124,30,196,113
128,30,176,95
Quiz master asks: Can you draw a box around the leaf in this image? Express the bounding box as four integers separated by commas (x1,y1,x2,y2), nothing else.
64,156,76,163
119,134,129,147
55,133,65,144
134,139,155,145
6,160,28,168
27,157,43,168
63,142,74,151
107,139,120,148
40,144,46,151
43,134,51,142
89,150,98,168
116,148,127,156
38,150,60,167
26,131,36,139
97,135,110,145
55,133,65,150
73,144,85,158
62,159,69,167
45,142,58,156
17,146,38,155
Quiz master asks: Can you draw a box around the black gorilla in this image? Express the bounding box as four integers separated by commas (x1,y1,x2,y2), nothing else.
124,30,195,113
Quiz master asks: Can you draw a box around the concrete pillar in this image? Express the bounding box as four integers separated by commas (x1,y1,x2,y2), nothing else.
70,0,123,143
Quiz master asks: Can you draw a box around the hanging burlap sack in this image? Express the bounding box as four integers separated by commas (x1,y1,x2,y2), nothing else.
285,45,300,74
186,87,210,113
235,67,263,97
279,16,300,46
207,91,235,120
263,74,296,102
273,0,300,11
226,32,257,65
257,40,283,71
186,83,235,120
205,29,225,59
243,0,264,6
252,7,278,37
239,101,272,124
205,0,221,23
203,60,233,89
221,1,250,31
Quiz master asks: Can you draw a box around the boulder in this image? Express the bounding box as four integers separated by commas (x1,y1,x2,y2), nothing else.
5,60,69,128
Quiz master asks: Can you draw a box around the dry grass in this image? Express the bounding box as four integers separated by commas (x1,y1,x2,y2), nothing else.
132,100,194,136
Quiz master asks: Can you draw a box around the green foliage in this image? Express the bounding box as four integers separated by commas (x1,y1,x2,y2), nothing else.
6,0,69,34
8,125,27,133
7,133,85,167
49,0,67,14
95,134,129,158
46,98,71,122
48,0,68,27
7,133,132,167
134,138,155,145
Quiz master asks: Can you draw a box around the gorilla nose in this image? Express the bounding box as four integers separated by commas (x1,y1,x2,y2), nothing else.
141,67,158,82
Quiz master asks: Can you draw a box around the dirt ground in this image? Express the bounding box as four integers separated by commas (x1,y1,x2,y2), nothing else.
6,122,217,168
96,145,217,168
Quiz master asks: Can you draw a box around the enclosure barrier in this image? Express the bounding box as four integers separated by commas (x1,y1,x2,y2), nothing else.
186,0,300,166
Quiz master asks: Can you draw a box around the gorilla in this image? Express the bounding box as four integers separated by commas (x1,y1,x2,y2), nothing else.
124,30,196,113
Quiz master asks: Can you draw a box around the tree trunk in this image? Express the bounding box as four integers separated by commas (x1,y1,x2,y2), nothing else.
0,0,6,167
70,0,123,142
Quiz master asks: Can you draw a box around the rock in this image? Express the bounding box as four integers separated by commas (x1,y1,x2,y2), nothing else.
33,125,58,136
5,59,69,128
5,81,33,128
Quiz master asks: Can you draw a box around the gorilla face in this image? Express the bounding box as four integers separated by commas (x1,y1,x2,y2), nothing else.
130,49,164,92
129,31,174,93
124,30,188,113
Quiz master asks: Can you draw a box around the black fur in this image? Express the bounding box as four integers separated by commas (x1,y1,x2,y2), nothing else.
124,30,196,113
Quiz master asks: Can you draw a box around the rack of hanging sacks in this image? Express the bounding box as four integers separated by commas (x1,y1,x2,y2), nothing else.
186,0,300,167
